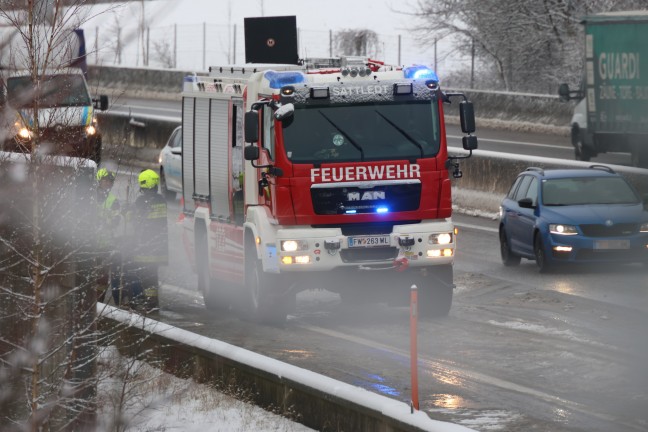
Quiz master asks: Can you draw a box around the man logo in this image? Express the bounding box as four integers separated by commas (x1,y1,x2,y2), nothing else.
348,191,386,201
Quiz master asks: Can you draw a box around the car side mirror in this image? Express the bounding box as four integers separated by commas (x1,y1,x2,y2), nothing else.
93,94,109,111
558,83,570,101
171,147,182,155
518,197,535,209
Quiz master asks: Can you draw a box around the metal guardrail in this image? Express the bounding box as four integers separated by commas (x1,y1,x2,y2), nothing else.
99,304,476,432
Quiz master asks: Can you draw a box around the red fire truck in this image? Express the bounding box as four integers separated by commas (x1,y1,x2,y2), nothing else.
180,56,477,322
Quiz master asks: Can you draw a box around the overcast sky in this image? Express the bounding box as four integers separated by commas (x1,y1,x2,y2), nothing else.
80,0,466,73
147,0,416,36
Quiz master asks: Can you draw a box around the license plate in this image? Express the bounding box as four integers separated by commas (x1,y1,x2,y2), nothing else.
348,235,391,248
594,239,630,250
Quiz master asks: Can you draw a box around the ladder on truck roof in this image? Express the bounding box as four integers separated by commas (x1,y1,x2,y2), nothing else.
207,63,301,78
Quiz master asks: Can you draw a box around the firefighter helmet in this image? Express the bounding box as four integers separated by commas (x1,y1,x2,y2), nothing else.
138,169,160,189
96,168,115,182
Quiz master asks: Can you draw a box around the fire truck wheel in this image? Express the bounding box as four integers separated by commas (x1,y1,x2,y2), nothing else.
197,235,228,310
244,258,289,323
202,269,228,311
417,265,454,318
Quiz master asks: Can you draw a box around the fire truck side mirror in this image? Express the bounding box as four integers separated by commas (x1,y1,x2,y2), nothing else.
462,135,478,151
245,110,259,143
244,145,260,161
459,101,476,134
274,103,294,121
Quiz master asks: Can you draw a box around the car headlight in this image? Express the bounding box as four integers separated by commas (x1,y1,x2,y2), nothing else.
641,222,648,233
85,125,97,136
549,224,578,235
17,127,33,140
281,240,308,252
429,232,453,245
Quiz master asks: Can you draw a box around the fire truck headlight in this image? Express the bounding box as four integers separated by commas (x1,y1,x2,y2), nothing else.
429,233,453,245
426,248,454,258
85,125,97,136
281,255,311,265
17,127,32,140
281,240,308,252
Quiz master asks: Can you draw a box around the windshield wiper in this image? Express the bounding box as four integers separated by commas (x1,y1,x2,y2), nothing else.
317,110,364,160
374,110,424,159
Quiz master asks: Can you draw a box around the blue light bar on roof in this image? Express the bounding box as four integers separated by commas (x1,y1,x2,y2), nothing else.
403,65,439,81
264,70,306,89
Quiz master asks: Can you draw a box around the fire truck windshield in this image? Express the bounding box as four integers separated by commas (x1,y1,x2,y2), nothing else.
7,74,91,109
282,100,440,163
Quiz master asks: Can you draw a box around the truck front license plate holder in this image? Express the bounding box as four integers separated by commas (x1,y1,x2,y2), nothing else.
348,235,391,248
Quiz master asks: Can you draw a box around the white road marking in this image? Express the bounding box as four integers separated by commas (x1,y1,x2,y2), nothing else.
455,222,498,234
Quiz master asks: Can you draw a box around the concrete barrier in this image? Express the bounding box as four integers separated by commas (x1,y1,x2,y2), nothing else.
97,112,179,169
99,305,475,432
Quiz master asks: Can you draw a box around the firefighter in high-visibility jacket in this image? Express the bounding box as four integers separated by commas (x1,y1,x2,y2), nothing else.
124,169,168,310
95,168,122,304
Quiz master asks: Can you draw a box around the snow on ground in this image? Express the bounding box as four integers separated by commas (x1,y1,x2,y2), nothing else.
96,346,315,432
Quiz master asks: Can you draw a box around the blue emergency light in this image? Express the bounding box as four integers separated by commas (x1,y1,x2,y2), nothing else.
376,207,390,214
403,65,439,81
264,71,306,89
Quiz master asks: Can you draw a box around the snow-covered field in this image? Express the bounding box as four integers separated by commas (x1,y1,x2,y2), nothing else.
97,346,315,432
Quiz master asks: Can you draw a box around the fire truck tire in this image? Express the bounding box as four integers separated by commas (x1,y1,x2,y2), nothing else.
243,257,290,323
417,265,454,318
201,265,228,311
196,231,227,310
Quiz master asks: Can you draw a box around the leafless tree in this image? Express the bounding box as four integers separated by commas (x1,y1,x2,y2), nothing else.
0,2,110,430
405,0,648,92
334,29,381,58
152,37,174,69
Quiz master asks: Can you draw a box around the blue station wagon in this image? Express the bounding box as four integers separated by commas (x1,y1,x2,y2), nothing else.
499,165,648,272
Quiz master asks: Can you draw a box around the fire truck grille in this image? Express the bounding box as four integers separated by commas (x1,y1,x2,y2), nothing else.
311,183,421,215
340,247,399,263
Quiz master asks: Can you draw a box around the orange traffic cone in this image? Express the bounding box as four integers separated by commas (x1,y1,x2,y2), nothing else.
177,197,185,223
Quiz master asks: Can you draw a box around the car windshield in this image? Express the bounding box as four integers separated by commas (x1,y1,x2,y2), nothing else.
282,100,440,163
542,177,639,206
7,74,91,109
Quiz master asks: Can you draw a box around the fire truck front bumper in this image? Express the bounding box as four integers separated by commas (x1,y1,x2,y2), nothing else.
268,219,456,273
